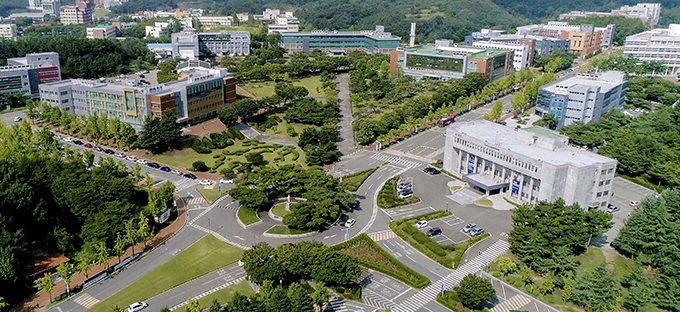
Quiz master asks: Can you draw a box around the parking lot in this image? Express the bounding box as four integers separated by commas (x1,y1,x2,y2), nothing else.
415,214,479,245
596,177,656,248
360,270,415,309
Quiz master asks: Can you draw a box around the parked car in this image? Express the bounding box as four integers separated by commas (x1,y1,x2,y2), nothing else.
184,173,197,179
423,167,441,175
159,166,171,172
13,116,22,122
127,302,148,312
114,152,125,158
93,146,103,152
344,218,356,227
83,143,93,148
606,204,620,213
462,223,477,233
126,155,137,161
136,159,147,165
104,149,115,154
629,201,639,207
147,162,160,168
199,179,212,186
171,169,183,175
219,178,234,184
53,134,62,140
415,220,428,228
92,162,100,168
73,140,83,145
397,190,413,199
426,227,442,237
469,228,485,237
62,137,73,142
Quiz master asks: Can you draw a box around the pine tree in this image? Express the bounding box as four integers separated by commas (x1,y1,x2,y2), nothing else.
571,266,618,312
288,282,314,312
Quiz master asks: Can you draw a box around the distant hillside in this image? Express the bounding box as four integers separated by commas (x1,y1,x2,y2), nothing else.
189,0,526,42
489,0,680,20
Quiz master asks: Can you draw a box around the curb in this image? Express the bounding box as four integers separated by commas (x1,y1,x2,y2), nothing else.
236,206,262,229
261,225,318,238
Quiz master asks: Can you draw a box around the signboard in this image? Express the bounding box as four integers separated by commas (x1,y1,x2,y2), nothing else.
155,209,171,224
467,155,476,174
512,177,521,193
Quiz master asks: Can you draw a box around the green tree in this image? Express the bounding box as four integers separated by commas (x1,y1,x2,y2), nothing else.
113,233,127,263
0,297,7,309
217,106,238,126
124,219,138,254
288,282,314,312
75,249,96,279
137,213,153,248
56,262,74,296
36,273,55,302
311,282,329,312
571,266,617,312
95,241,110,270
144,172,154,189
454,274,495,310
192,160,209,172
185,299,201,312
484,101,504,121
265,287,291,312
537,274,555,295
497,256,517,276
138,113,181,154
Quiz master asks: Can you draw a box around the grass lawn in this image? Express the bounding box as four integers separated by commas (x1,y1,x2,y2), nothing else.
198,188,230,204
249,113,314,141
265,225,311,235
575,247,607,274
377,177,420,209
340,167,379,192
88,235,244,312
271,203,291,218
450,185,462,191
237,206,260,225
335,234,430,288
475,198,493,207
149,138,306,172
241,76,325,99
194,280,254,308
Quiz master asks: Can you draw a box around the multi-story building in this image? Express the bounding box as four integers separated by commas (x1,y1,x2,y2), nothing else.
145,22,169,38
465,29,570,57
86,25,117,39
516,22,615,56
471,40,533,70
560,3,662,27
535,71,627,128
267,16,300,34
0,52,61,98
39,64,236,128
443,120,617,209
28,0,42,10
0,24,18,39
41,0,60,16
111,20,137,31
194,16,233,28
60,0,94,25
390,41,513,81
280,26,401,55
623,24,680,77
235,12,249,23
171,30,251,60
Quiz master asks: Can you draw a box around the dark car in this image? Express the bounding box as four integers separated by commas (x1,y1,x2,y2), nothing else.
73,140,84,145
159,166,171,172
426,227,442,237
104,149,115,154
463,223,478,233
423,167,441,175
184,173,198,179
147,162,161,169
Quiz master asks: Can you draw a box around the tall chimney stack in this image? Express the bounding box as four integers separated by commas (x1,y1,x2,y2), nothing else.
409,22,416,47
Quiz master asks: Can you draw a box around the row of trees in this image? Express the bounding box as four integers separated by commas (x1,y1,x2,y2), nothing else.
229,165,356,231
626,76,680,108
195,281,329,312
510,73,556,110
560,106,680,188
533,53,576,73
585,52,666,75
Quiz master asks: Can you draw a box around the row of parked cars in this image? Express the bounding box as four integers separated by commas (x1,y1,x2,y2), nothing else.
462,223,485,237
397,178,413,199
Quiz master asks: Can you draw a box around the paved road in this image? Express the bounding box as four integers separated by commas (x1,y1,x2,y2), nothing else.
0,109,27,126
336,73,357,155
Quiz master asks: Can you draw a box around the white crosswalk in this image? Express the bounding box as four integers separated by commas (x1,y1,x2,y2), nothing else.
490,294,532,312
73,293,100,309
187,197,206,205
169,275,246,311
367,230,398,242
371,153,423,169
173,179,199,192
392,239,511,312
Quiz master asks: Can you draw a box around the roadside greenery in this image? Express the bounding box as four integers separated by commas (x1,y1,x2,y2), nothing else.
510,73,556,110
625,76,680,108
229,165,356,231
138,113,182,154
437,274,495,311
237,207,261,226
334,234,430,288
340,167,380,192
202,281,322,312
582,51,666,75
377,177,420,208
560,106,680,188
265,225,310,235
533,53,576,73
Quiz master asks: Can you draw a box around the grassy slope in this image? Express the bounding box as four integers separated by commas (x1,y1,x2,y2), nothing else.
89,235,244,312
241,76,325,99
198,188,230,204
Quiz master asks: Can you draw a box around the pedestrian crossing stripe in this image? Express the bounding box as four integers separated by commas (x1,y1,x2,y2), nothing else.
367,230,398,242
187,197,206,205
173,179,199,191
169,276,246,311
73,293,100,309
490,294,532,312
362,288,395,309
370,153,422,169
392,240,510,312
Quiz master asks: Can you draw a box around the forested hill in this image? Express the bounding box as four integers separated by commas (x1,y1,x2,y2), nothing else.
489,0,680,20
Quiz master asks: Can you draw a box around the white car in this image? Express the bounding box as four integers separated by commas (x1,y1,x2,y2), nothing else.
127,302,148,312
13,116,22,122
629,201,640,207
219,178,234,184
171,169,183,175
62,137,73,142
415,220,428,228
136,159,147,165
92,162,100,168
114,152,125,158
344,218,356,227
199,179,213,186
126,155,137,161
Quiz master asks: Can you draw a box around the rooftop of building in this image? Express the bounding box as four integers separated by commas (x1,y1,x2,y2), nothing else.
626,24,680,40
448,120,615,167
470,48,508,59
280,26,400,40
540,71,627,94
88,24,115,29
405,44,505,58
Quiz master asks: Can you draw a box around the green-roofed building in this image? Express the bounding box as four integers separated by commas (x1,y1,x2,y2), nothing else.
389,40,514,81
279,25,401,55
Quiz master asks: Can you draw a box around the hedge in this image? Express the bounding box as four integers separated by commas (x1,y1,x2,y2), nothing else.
390,211,454,267
436,291,466,312
340,167,379,192
377,177,420,208
333,234,430,289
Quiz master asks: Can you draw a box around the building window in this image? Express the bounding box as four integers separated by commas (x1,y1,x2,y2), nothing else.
597,192,602,197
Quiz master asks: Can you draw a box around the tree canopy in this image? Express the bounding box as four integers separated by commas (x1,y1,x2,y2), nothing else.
138,113,182,154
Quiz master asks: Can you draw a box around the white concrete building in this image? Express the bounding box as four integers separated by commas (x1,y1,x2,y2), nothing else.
536,71,628,128
471,40,532,70
171,30,250,60
443,120,617,209
235,12,249,23
623,24,680,77
560,3,662,27
145,22,169,38
86,25,117,39
267,16,300,34
0,24,18,39
194,16,233,27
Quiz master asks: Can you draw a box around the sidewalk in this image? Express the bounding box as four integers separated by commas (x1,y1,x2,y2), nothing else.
16,195,188,312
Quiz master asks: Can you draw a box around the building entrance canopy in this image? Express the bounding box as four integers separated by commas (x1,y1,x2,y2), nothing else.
464,173,508,191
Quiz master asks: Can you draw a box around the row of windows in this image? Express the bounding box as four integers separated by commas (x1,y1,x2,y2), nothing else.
455,137,539,173
596,190,609,198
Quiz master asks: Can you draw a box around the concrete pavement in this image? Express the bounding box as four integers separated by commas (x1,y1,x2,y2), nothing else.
336,73,357,155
